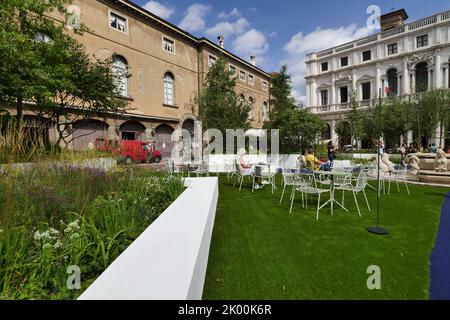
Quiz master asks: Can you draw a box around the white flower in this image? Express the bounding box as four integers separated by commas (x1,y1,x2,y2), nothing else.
33,231,42,241
40,231,52,240
43,243,52,249
49,228,60,235
69,233,79,240
53,241,62,249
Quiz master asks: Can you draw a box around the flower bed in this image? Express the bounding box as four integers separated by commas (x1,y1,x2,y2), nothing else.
0,165,184,299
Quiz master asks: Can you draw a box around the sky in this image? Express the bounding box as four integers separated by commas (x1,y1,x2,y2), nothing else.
133,0,450,104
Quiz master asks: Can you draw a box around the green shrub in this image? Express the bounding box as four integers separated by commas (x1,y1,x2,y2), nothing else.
0,165,184,299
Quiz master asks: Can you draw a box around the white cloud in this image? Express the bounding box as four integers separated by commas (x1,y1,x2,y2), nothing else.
283,24,372,103
179,3,211,33
268,31,277,38
205,17,249,38
218,8,241,20
233,29,269,62
143,1,174,20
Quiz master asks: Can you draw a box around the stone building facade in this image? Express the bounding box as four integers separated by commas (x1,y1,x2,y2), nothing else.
304,9,450,150
15,0,271,156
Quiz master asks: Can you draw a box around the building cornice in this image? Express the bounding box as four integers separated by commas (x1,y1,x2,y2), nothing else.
109,0,271,78
306,9,450,62
305,43,450,80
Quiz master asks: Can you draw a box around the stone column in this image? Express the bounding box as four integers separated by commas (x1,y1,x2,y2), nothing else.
403,60,410,94
435,122,444,148
376,63,381,98
407,130,413,145
428,69,433,90
331,119,339,147
331,73,336,106
411,71,416,93
435,51,442,88
352,69,357,92
444,65,449,89
311,78,317,106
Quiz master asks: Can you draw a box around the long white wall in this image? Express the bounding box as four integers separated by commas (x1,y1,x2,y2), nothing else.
78,177,219,300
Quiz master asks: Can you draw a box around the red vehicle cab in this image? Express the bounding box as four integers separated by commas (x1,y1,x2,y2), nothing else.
95,139,162,164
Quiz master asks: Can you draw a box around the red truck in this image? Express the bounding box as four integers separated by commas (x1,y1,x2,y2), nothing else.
95,139,162,164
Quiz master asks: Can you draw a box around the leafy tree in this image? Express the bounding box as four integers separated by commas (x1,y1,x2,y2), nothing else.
198,57,251,134
346,90,365,146
410,91,439,150
381,97,412,148
266,65,296,129
264,65,324,153
0,0,128,147
277,108,324,154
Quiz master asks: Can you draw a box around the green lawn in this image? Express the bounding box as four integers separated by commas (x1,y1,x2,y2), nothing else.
203,175,448,300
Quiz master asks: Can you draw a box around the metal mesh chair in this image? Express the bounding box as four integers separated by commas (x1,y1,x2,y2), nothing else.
290,173,331,220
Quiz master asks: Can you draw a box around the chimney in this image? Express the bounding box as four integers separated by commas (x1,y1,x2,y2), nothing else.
380,9,408,31
217,35,224,48
250,55,256,66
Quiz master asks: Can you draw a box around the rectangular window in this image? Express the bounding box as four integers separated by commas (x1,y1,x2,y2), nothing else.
417,34,428,48
320,90,328,106
262,81,269,91
362,82,371,100
340,56,348,67
340,86,348,103
162,37,175,54
362,50,371,62
208,55,217,67
239,70,246,82
387,43,398,55
109,12,127,33
321,62,328,72
229,65,236,74
248,74,254,85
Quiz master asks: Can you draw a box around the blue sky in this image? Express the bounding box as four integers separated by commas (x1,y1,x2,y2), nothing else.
134,0,450,102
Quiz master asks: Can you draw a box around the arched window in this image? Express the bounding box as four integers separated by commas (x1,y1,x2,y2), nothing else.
248,97,254,120
239,93,245,104
387,68,398,96
415,62,428,93
164,72,175,105
322,123,332,140
112,55,128,97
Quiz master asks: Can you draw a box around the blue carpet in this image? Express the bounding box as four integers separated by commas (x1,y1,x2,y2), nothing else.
430,192,450,300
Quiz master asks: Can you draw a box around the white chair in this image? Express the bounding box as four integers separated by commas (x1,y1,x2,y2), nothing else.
387,166,411,195
192,162,209,177
335,170,371,217
279,170,295,204
233,161,253,191
290,173,331,220
252,164,276,193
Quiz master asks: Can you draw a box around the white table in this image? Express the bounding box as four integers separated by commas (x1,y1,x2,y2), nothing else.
314,170,350,215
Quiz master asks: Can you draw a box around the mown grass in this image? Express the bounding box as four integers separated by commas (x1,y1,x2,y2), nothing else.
203,175,447,300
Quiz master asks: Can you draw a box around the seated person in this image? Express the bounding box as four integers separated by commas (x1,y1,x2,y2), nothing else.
236,148,263,189
305,148,322,171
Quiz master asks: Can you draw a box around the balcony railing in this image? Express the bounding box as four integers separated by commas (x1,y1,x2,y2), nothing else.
314,10,450,59
305,93,430,114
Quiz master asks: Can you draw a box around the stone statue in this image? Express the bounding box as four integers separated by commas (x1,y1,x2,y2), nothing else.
407,154,421,175
380,153,395,172
434,150,448,172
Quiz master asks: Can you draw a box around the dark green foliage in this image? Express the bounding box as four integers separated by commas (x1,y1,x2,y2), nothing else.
198,58,251,134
